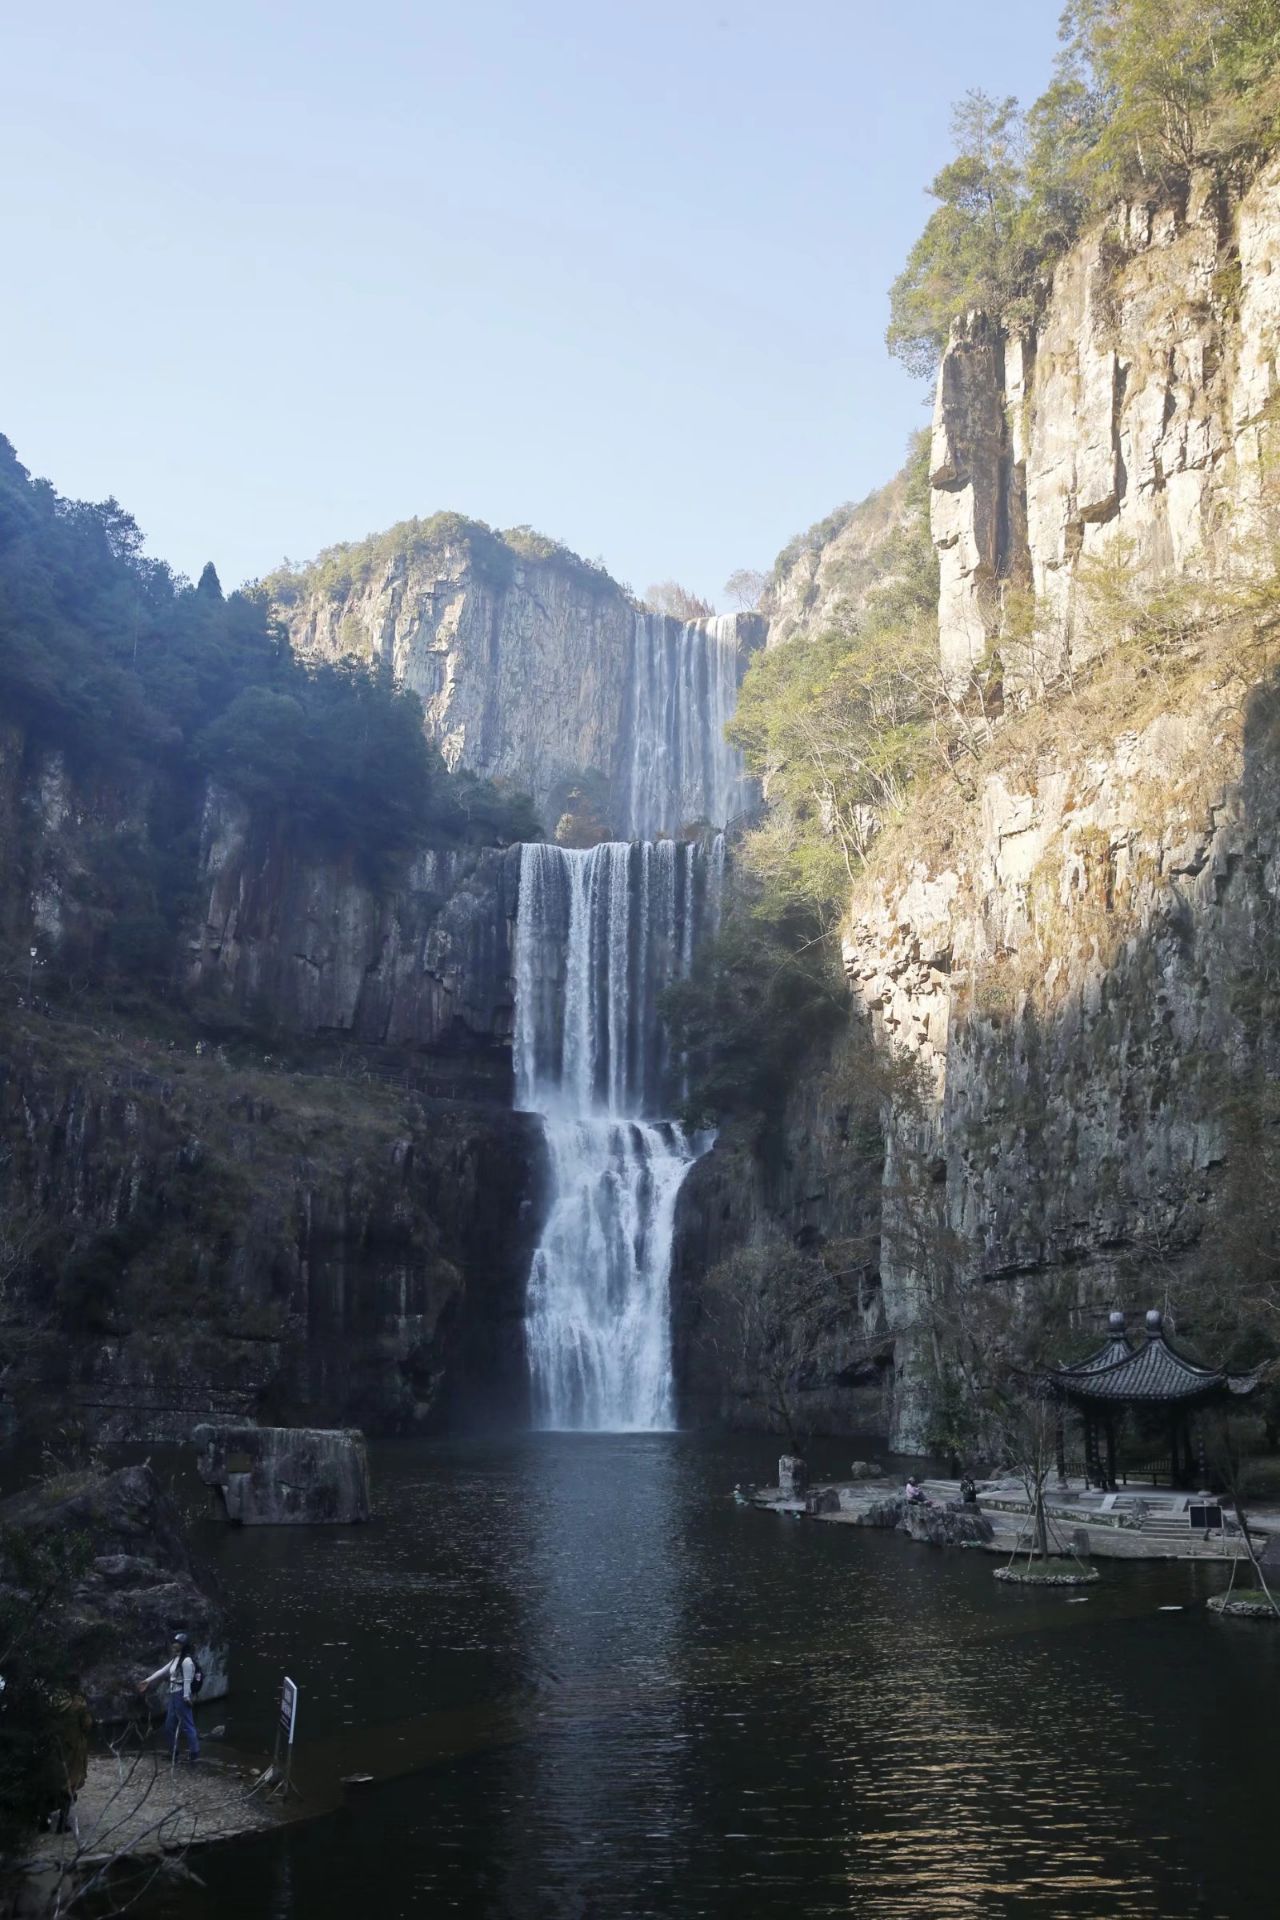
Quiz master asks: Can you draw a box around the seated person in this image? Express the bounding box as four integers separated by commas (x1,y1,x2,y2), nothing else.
904,1476,926,1504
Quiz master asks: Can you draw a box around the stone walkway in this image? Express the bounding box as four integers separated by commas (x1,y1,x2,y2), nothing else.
752,1474,1280,1562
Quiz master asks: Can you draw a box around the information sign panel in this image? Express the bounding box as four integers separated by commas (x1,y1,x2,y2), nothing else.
280,1675,299,1746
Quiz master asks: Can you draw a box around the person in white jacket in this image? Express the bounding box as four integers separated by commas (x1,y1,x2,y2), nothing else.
138,1632,200,1764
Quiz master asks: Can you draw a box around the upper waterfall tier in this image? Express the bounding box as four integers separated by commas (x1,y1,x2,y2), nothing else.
514,837,723,1122
624,615,753,840
273,529,764,836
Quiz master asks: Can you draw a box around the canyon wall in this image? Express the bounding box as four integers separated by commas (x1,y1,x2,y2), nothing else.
190,787,520,1096
0,723,538,1437
932,163,1280,687
677,156,1280,1450
761,455,925,651
1,1018,543,1438
856,158,1280,1444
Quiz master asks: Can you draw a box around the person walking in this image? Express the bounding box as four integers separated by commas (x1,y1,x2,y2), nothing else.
138,1632,200,1765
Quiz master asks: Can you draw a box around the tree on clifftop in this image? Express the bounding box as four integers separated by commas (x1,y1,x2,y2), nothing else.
644,580,714,621
887,90,1028,379
724,568,767,611
887,3,1280,379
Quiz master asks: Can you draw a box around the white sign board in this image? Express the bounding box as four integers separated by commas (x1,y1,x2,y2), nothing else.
280,1676,299,1746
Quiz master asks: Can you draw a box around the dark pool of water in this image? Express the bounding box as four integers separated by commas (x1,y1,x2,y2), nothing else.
145,1432,1271,1918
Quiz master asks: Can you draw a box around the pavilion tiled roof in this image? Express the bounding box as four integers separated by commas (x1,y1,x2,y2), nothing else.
1048,1310,1261,1407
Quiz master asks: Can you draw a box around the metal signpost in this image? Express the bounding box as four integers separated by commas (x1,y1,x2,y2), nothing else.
248,1674,301,1800
275,1675,299,1796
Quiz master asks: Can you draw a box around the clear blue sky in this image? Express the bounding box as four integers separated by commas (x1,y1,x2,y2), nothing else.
1,2,1063,605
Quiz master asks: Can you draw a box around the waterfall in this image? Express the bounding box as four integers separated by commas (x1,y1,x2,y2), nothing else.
512,610,751,1432
514,839,723,1430
625,614,751,840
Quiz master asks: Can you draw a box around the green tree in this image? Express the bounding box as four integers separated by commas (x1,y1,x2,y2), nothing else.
887,5,1280,381
887,90,1028,378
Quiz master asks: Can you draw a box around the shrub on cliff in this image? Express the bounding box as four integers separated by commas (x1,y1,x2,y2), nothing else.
731,433,944,915
664,883,847,1133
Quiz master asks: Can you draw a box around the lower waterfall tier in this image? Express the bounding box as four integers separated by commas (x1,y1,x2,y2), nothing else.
525,1117,696,1431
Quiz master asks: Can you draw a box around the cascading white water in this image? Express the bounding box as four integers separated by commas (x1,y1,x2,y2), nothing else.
513,609,751,1433
522,1117,692,1431
625,614,752,840
514,840,722,1431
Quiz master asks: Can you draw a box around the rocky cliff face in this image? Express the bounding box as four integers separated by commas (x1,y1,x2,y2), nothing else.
671,1023,891,1437
190,787,519,1095
273,528,764,833
1,722,520,1093
761,453,925,651
932,162,1280,687
846,695,1277,1444
851,157,1280,1444
0,722,541,1437
277,532,635,830
0,1465,230,1720
679,157,1280,1451
1,1018,544,1439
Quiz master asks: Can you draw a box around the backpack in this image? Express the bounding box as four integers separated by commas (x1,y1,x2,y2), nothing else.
173,1651,205,1698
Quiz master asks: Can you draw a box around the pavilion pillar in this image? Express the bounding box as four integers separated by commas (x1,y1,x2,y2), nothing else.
1104,1417,1117,1492
1055,1403,1067,1487
1196,1417,1209,1490
1084,1413,1099,1489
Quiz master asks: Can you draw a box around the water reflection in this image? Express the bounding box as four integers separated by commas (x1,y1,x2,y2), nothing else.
175,1432,1276,1919
493,1436,691,1916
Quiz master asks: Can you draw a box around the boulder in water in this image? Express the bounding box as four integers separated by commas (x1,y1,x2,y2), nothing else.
850,1460,883,1480
839,1491,905,1526
778,1456,808,1498
901,1503,994,1547
193,1424,371,1524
